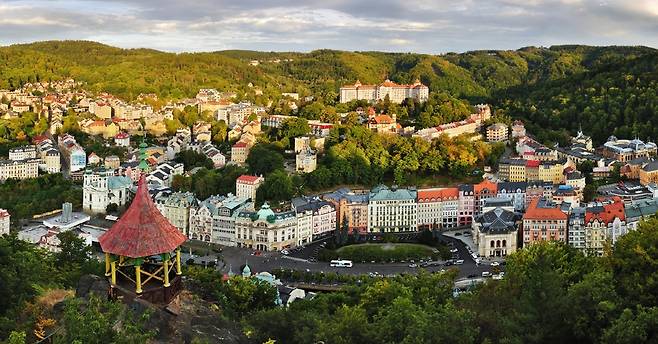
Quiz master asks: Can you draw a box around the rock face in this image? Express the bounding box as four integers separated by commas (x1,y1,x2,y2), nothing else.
75,274,110,299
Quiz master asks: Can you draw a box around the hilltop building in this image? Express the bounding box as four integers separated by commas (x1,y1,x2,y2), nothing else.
339,79,429,103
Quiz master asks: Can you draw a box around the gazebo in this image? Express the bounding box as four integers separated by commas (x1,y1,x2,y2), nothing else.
99,174,187,303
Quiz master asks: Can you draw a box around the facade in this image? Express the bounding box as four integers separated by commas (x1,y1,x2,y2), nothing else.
339,79,429,104
474,180,498,218
231,141,251,165
58,134,87,172
292,196,336,241
639,161,658,186
368,185,417,232
522,198,568,246
584,199,626,256
0,209,9,235
296,150,317,173
568,207,587,251
472,207,520,257
235,203,298,251
236,175,264,201
323,188,369,233
511,120,526,138
625,199,658,232
9,145,37,161
155,192,198,235
458,184,475,226
34,137,61,173
486,123,509,142
82,168,133,213
188,194,251,246
498,159,527,182
367,112,399,134
114,132,130,147
496,182,527,211
0,158,39,181
104,155,121,170
600,137,657,163
417,188,459,230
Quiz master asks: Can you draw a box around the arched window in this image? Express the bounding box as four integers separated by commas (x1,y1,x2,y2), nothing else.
502,240,507,247
496,240,501,247
490,240,495,248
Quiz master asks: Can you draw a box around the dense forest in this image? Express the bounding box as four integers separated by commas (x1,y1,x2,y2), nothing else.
2,41,657,146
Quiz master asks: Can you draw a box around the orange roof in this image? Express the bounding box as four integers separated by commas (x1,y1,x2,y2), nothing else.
586,200,625,224
372,115,395,124
523,199,567,221
233,142,248,148
417,188,459,202
237,175,262,184
474,180,497,194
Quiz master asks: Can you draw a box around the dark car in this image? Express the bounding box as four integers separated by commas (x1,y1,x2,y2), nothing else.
467,274,478,278
444,261,454,266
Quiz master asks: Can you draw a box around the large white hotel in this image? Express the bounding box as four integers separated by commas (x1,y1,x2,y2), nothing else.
339,79,429,104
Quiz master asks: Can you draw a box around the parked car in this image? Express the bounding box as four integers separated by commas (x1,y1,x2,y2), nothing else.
408,263,418,268
444,260,454,266
491,261,500,267
281,249,289,255
482,271,492,277
450,248,459,253
463,232,472,236
454,232,462,236
467,274,478,279
455,259,464,265
492,274,503,280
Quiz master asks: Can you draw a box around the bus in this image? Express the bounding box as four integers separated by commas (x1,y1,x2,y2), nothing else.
330,260,353,268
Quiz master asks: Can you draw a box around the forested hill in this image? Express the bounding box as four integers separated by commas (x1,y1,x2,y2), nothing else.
1,40,657,144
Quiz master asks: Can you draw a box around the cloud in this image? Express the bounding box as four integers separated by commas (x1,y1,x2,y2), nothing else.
0,0,656,52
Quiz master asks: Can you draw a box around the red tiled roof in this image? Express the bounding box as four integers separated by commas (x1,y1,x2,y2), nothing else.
417,188,459,202
115,132,129,139
99,175,186,258
586,200,625,224
237,175,262,184
526,160,540,168
233,142,248,148
474,180,497,194
523,199,567,221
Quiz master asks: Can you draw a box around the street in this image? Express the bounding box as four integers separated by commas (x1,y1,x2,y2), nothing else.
215,234,504,280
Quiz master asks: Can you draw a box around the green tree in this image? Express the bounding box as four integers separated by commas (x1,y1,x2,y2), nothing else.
246,144,284,176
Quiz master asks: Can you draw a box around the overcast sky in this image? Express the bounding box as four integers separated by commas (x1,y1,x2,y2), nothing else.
1,0,657,53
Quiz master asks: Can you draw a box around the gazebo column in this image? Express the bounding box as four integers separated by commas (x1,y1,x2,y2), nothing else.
110,261,117,285
104,252,111,277
163,259,170,287
135,265,143,294
176,248,182,275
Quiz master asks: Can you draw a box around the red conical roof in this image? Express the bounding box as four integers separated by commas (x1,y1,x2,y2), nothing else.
99,175,187,258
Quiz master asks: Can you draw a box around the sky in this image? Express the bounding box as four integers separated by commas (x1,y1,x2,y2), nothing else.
1,0,657,53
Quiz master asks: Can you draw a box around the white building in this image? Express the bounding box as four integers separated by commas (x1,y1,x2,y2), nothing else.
368,185,418,232
292,197,336,241
0,209,10,235
58,134,86,172
82,168,133,213
147,162,184,188
235,203,298,252
416,188,459,230
472,207,520,258
9,145,37,161
188,194,251,246
155,191,198,235
296,150,317,173
496,182,527,212
236,175,264,201
0,158,39,181
115,132,130,147
340,79,429,104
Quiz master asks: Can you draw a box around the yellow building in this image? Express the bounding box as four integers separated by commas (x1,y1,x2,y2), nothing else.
486,123,509,142
639,161,658,186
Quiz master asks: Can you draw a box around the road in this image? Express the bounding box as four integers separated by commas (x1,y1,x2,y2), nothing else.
216,235,503,280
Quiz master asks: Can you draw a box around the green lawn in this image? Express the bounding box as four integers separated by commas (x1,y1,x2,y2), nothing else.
333,243,437,263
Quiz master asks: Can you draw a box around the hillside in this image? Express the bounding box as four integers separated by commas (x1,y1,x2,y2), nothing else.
1,41,657,143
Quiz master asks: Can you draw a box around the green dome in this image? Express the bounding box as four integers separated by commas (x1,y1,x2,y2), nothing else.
256,202,275,221
242,262,251,277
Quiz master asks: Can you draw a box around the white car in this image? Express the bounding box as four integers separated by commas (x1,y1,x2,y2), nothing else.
281,249,289,255
482,271,492,277
491,261,500,267
450,248,459,253
492,274,503,280
455,259,464,265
